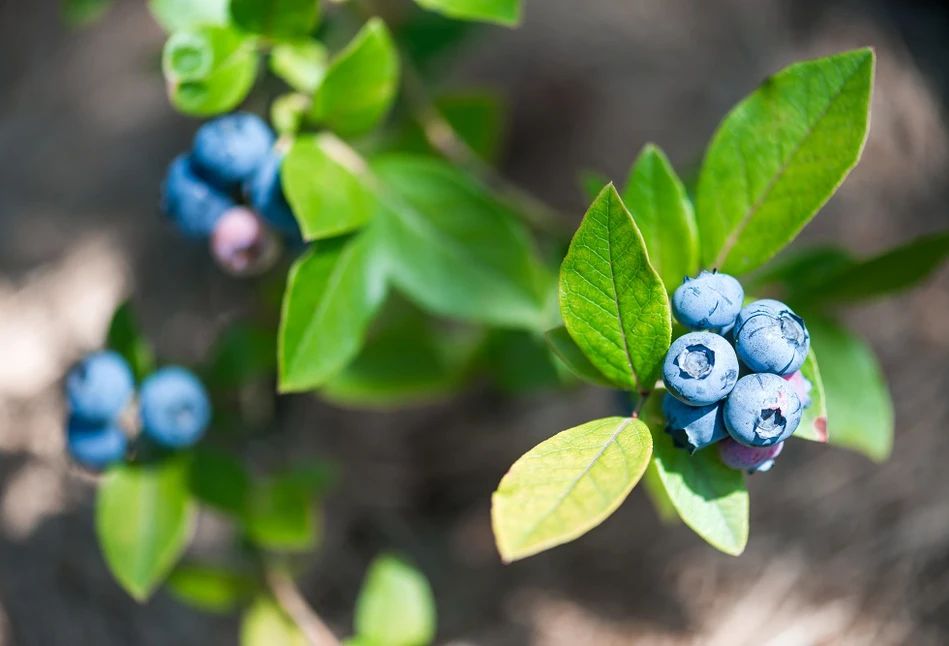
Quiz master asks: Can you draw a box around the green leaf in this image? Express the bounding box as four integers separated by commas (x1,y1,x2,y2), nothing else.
798,231,949,306
166,563,257,613
806,316,893,461
106,301,155,383
372,154,549,329
559,184,671,392
241,596,307,646
188,449,251,517
163,26,258,117
621,144,698,291
244,476,320,551
483,329,563,394
96,457,196,601
643,392,748,555
695,48,874,274
794,350,828,442
413,0,523,26
322,303,478,407
437,92,505,163
278,227,388,392
270,40,328,94
204,322,277,389
491,416,652,562
282,134,376,241
748,245,855,295
149,0,228,32
544,326,619,388
230,0,319,40
310,19,399,137
354,555,436,646
642,461,680,525
62,0,114,27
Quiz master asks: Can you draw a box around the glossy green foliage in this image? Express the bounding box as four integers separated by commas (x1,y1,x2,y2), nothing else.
282,134,376,241
310,19,399,137
492,417,652,562
372,154,550,329
149,0,228,32
559,184,671,391
96,457,196,601
230,0,319,40
621,144,698,290
696,48,874,274
162,26,258,116
353,555,437,646
413,0,523,26
270,40,328,94
643,393,748,555
279,228,388,392
807,316,893,461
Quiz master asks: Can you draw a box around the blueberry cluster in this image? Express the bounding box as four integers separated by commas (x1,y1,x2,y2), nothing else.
662,270,813,473
64,352,211,470
161,112,301,276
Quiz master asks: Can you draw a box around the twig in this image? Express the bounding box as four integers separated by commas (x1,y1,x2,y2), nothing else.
347,0,570,236
265,566,341,646
400,62,571,235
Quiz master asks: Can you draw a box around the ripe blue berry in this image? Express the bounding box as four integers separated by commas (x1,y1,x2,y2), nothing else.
783,370,813,409
191,112,275,190
65,351,134,424
662,332,739,406
161,154,236,239
66,416,128,470
671,270,744,331
210,207,282,276
733,299,810,375
245,150,302,240
718,437,784,473
723,374,802,447
662,393,727,454
139,367,211,449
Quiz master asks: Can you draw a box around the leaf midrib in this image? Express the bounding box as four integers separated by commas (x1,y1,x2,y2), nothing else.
286,242,361,377
711,60,868,269
512,418,633,549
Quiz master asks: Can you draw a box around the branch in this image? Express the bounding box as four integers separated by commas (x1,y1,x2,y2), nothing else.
265,566,341,646
400,62,571,236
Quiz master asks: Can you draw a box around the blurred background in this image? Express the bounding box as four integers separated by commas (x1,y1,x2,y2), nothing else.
1,0,949,644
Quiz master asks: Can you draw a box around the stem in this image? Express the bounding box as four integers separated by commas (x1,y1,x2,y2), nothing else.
631,390,651,418
400,62,571,236
266,566,341,646
348,0,570,236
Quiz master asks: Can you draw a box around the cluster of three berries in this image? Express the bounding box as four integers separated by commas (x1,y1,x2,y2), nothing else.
661,271,812,473
161,112,301,276
65,352,211,470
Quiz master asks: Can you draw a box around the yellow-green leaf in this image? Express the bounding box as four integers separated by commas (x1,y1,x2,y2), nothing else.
491,416,652,562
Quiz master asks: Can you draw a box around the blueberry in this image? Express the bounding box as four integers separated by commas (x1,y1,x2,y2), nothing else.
66,416,128,470
65,351,134,424
733,299,810,375
662,393,727,453
139,367,211,449
718,437,784,473
672,270,744,331
662,332,739,406
723,374,802,447
782,370,813,409
245,150,303,240
191,112,275,190
210,207,282,277
161,154,236,239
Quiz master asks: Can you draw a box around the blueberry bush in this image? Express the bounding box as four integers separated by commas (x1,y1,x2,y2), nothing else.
59,0,949,641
